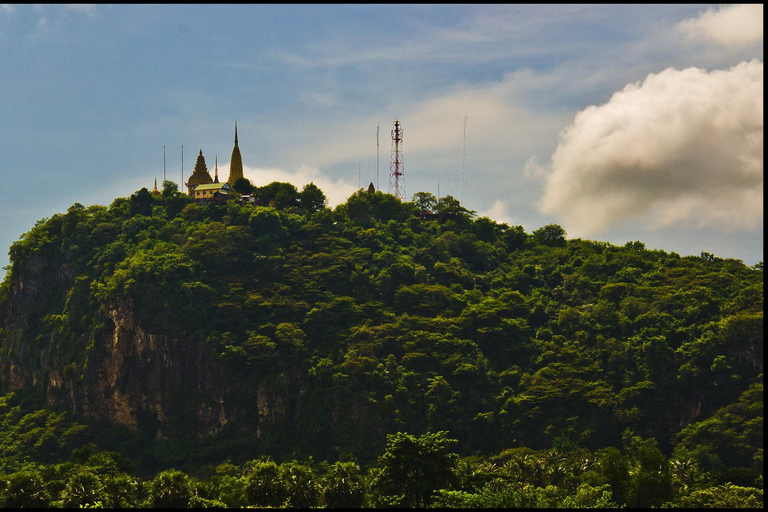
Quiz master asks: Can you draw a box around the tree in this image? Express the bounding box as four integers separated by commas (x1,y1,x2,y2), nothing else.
61,469,104,508
244,460,289,507
624,433,673,508
0,470,51,508
281,461,320,508
344,188,417,226
128,187,155,217
322,461,366,508
435,195,475,224
253,181,299,209
678,483,763,508
147,469,191,508
161,180,179,197
411,191,437,212
532,224,566,247
101,474,139,508
624,240,645,251
598,447,630,506
300,182,327,213
211,474,248,508
502,224,527,251
372,431,459,507
232,177,255,195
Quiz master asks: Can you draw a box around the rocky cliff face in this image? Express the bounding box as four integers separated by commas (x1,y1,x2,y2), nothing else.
0,253,297,440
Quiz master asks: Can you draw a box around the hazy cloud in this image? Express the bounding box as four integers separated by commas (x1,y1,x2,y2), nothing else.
241,164,358,207
478,200,518,228
538,60,763,236
300,91,337,108
294,67,569,173
1,4,15,14
678,4,763,48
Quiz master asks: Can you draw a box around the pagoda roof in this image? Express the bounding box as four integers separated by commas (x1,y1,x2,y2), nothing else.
195,182,231,191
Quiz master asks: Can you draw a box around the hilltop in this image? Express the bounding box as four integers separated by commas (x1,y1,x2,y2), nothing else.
0,182,762,507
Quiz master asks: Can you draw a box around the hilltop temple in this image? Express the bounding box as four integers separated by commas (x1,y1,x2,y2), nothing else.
227,121,244,187
183,121,245,202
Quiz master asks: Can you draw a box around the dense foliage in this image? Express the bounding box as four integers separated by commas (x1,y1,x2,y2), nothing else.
0,181,762,507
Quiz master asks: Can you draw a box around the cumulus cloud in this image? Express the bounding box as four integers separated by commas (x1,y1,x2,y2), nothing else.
477,200,518,227
538,60,763,236
240,163,358,207
678,4,763,48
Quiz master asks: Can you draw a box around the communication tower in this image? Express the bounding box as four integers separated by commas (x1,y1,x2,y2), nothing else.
389,119,405,201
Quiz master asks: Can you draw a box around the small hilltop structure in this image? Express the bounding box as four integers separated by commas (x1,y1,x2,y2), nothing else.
153,121,245,204
227,120,244,187
154,118,417,206
183,121,244,203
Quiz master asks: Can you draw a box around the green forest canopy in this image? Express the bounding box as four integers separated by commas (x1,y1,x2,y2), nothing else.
0,181,762,507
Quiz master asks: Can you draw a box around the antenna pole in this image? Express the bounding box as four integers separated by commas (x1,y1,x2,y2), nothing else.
462,115,467,206
181,145,184,188
376,123,380,191
163,146,166,182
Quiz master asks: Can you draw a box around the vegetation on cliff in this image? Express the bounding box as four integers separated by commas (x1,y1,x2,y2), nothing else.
0,181,762,507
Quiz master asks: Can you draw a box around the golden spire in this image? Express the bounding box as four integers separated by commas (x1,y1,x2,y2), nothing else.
152,177,160,195
214,155,219,183
185,149,213,194
228,120,244,187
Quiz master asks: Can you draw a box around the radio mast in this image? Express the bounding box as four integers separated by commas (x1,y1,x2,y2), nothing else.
389,119,404,201
461,115,467,206
376,123,380,191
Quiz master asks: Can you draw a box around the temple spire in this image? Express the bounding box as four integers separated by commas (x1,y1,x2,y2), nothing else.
228,120,244,186
214,155,219,183
185,148,213,195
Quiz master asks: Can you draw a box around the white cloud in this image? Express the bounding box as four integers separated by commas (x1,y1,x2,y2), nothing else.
678,4,763,48
258,65,573,220
239,163,358,207
290,67,569,174
538,60,763,236
523,156,548,182
477,199,518,227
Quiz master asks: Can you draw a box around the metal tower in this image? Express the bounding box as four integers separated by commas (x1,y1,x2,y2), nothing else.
389,119,405,201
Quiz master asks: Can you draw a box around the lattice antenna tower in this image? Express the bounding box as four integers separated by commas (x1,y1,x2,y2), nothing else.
389,119,405,201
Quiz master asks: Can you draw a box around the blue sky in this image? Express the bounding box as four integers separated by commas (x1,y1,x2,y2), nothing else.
0,4,763,271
